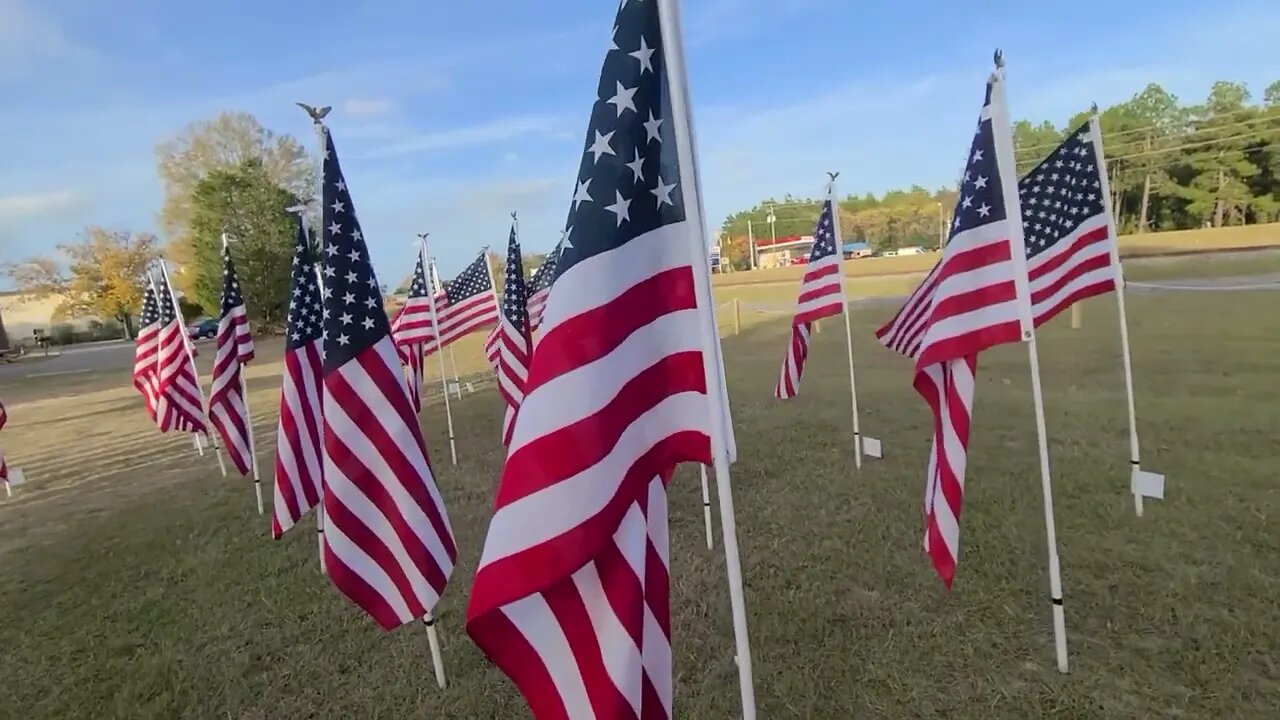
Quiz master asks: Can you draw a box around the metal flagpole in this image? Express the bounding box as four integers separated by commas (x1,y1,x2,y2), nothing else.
1090,113,1162,517
659,0,756,715
158,261,227,477
222,233,265,515
420,237,458,465
298,103,332,573
423,611,448,688
826,173,869,469
699,464,714,550
990,54,1069,673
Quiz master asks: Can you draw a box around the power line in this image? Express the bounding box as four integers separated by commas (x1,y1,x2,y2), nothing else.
1015,105,1272,155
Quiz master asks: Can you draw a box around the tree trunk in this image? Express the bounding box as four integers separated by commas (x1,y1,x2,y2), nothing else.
1138,173,1152,233
1213,168,1226,228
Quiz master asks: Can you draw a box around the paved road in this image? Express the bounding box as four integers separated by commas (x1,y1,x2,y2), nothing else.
0,338,217,382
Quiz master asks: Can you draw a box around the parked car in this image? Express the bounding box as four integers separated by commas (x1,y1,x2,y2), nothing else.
187,318,218,340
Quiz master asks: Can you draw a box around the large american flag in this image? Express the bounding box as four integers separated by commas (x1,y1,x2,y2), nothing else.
154,274,209,435
271,216,325,539
318,125,457,630
391,254,432,413
424,254,500,357
465,1,715,716
875,77,1027,588
1019,123,1116,324
495,222,533,446
208,243,256,476
774,197,845,399
132,285,164,425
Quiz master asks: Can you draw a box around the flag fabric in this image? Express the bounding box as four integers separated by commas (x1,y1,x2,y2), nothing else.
391,255,433,412
318,125,457,630
495,223,533,446
208,243,256,476
0,399,8,483
527,244,561,332
272,217,326,539
154,275,208,434
423,254,500,357
483,326,501,375
774,198,845,399
132,286,164,425
1018,123,1115,325
874,77,1026,588
465,2,715,716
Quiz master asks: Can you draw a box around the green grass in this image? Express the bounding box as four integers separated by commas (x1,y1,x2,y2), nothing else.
1,260,1279,718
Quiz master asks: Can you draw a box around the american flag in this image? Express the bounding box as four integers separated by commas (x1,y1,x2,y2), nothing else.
423,254,500,357
774,197,845,398
208,242,256,476
482,326,500,375
0,399,8,485
875,76,1027,588
465,2,715,716
1019,123,1116,324
391,254,432,412
271,216,325,539
527,241,562,331
495,222,533,446
132,285,164,425
154,274,209,435
318,125,457,629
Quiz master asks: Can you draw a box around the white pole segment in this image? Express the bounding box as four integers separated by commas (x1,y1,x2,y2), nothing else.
658,0,756,715
423,612,448,689
421,241,458,465
1090,115,1146,517
826,175,864,469
989,58,1070,673
158,262,226,477
699,464,714,550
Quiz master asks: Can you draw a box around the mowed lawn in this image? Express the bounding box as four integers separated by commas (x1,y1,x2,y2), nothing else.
1,264,1279,717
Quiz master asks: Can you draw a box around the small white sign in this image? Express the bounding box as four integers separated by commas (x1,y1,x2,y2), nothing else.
862,437,883,459
1131,468,1165,500
448,382,462,399
465,382,475,393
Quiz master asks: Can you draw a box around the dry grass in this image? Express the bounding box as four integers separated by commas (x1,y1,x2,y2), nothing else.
1,259,1278,718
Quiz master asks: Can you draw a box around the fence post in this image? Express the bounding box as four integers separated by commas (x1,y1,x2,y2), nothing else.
733,297,742,336
1070,303,1082,330
814,320,822,334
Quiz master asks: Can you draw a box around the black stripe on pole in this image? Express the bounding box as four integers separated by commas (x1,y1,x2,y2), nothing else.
1051,596,1064,606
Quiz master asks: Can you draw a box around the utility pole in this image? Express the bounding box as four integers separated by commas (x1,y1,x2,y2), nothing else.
747,219,757,270
937,201,946,249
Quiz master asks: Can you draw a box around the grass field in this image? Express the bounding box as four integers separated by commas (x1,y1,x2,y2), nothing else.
1,255,1279,718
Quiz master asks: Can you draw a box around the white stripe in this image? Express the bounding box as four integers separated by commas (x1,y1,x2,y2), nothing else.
480,391,708,567
501,595,596,720
322,507,417,622
642,477,672,716
573,545,643,715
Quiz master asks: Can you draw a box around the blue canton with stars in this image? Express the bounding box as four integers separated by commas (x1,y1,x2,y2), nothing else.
406,254,431,299
1017,123,1106,259
806,199,838,262
556,0,684,279
156,273,178,326
529,240,561,295
139,284,160,329
285,215,324,351
445,255,493,305
947,81,1008,246
319,127,392,370
502,224,530,334
219,244,246,316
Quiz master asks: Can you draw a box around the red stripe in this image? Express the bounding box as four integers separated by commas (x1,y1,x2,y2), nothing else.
1034,279,1114,328
465,609,573,720
544,576,639,719
1027,225,1110,282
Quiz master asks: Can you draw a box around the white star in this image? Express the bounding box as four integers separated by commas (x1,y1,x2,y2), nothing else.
606,82,638,117
323,266,336,278
571,178,594,211
361,316,375,330
625,151,645,183
342,291,355,305
971,148,984,164
609,24,620,52
643,111,663,144
974,175,988,190
961,195,973,209
630,36,656,74
976,203,991,217
337,333,350,346
325,244,338,257
336,179,346,192
339,312,352,325
348,249,360,263
364,297,378,309
587,130,616,163
331,199,345,214
345,271,358,284
651,176,677,208
604,190,632,226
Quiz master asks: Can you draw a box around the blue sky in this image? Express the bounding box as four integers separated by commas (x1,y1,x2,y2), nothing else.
2,0,1277,283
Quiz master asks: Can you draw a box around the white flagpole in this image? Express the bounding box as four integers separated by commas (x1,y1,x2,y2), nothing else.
223,233,264,515
659,0,756,715
990,54,1069,673
826,174,865,469
699,464,714,550
430,260,465,397
422,611,448,689
1089,114,1152,517
420,238,458,465
158,262,226,477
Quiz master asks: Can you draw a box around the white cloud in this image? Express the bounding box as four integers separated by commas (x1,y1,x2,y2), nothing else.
342,97,398,118
360,115,572,159
0,0,91,77
0,188,83,221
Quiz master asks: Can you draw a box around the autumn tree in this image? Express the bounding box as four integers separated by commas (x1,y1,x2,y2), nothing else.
156,111,314,296
188,159,300,329
3,228,159,337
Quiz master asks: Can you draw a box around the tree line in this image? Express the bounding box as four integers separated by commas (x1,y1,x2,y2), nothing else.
718,78,1279,270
